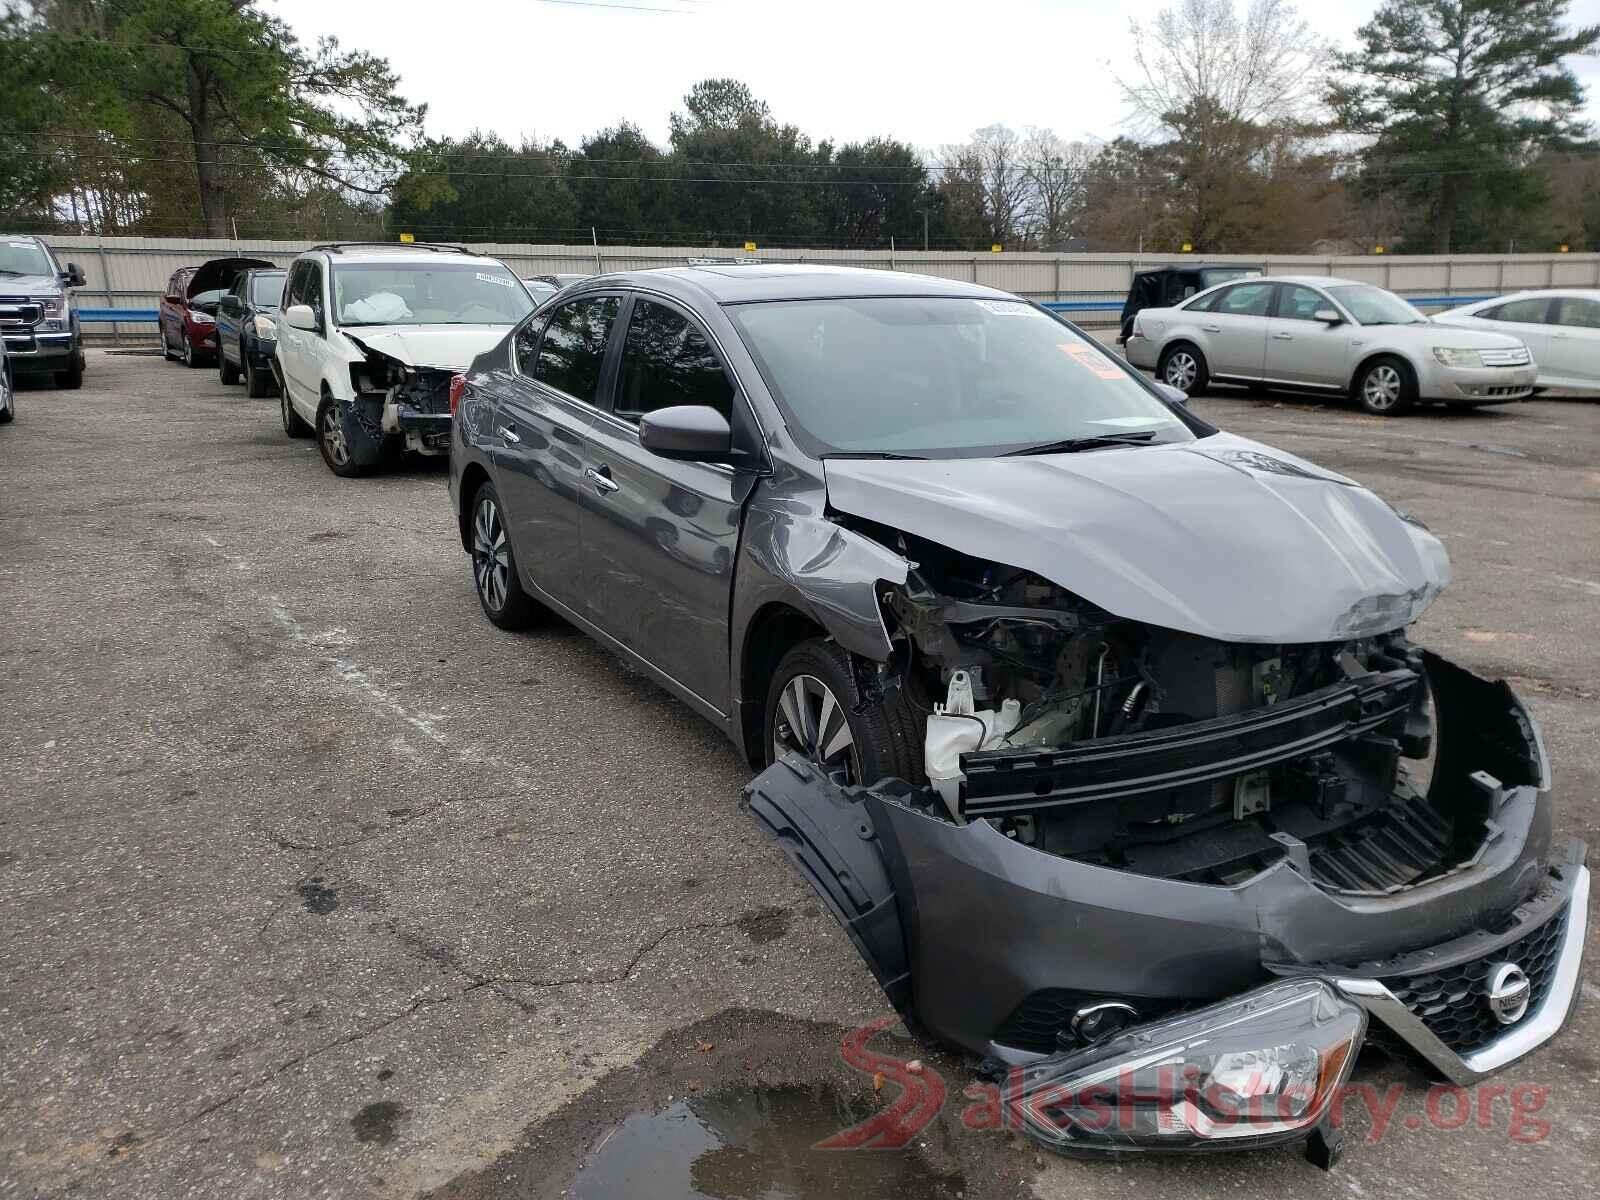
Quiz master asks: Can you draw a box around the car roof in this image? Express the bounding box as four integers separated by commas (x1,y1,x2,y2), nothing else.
298,244,495,266
1465,288,1600,302
570,262,1014,305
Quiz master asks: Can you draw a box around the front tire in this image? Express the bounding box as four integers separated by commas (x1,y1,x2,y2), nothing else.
219,347,240,385
764,638,925,788
317,399,366,475
54,361,83,389
245,355,273,398
470,482,543,630
1354,356,1414,416
1158,342,1209,396
181,333,201,368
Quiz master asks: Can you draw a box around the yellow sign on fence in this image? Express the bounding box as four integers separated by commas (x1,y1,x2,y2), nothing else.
1181,243,1193,253
991,244,1003,253
744,241,757,252
399,232,415,243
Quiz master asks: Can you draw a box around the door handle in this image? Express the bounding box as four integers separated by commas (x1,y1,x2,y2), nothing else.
495,424,521,444
585,466,619,495
1202,324,1222,333
1272,331,1294,340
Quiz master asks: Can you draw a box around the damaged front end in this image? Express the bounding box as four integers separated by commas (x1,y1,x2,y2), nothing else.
347,337,455,457
745,528,1587,1160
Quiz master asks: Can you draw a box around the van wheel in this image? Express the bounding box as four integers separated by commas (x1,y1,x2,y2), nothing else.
1158,343,1209,395
1354,356,1414,416
317,400,367,475
764,639,925,788
280,388,312,437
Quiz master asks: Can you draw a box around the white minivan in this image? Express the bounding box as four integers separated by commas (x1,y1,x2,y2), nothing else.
274,242,536,476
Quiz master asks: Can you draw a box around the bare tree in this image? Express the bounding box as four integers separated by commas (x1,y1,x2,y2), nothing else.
1122,0,1327,134
1021,128,1093,249
940,124,1033,246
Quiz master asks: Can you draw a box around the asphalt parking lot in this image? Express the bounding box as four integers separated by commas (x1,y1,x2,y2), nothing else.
1,350,1596,1199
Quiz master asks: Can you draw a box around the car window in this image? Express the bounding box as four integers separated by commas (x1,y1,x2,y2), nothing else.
727,296,1190,459
512,315,546,374
1279,285,1330,321
1324,284,1427,326
1213,282,1275,317
1553,297,1600,329
1184,288,1223,313
1486,297,1553,324
613,299,734,424
251,273,286,307
303,263,325,327
331,262,533,327
532,296,621,404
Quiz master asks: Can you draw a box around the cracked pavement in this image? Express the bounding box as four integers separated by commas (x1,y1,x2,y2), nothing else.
0,351,1595,1198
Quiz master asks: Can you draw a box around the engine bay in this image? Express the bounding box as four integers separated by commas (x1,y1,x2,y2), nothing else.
858,521,1483,894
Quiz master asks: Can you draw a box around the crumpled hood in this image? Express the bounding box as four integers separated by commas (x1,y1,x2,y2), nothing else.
823,432,1450,643
344,326,508,371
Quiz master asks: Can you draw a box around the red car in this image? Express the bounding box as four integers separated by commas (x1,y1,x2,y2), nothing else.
159,257,272,367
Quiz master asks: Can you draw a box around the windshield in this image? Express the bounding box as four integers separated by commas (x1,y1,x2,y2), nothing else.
0,238,54,277
1198,268,1258,287
251,273,286,307
727,297,1192,458
331,262,534,327
1326,284,1427,326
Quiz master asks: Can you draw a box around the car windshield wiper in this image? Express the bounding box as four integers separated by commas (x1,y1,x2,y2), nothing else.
822,451,929,460
1003,430,1162,456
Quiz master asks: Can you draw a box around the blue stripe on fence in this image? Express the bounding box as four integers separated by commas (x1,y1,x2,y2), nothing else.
79,308,160,323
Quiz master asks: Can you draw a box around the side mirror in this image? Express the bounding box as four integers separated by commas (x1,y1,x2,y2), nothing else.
1313,308,1342,324
283,304,318,332
1154,382,1189,406
63,263,86,288
639,404,734,463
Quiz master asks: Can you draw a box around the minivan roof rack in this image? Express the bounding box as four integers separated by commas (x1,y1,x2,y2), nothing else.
311,241,476,256
685,256,761,266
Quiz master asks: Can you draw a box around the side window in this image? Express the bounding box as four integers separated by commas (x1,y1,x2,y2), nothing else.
1214,282,1275,317
1554,297,1600,329
512,316,546,374
1488,297,1552,324
613,299,734,424
303,263,324,328
1185,289,1221,313
285,263,307,308
532,296,621,404
1279,285,1330,321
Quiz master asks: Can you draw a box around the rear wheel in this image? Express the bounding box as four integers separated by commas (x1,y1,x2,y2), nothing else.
1354,356,1414,416
764,639,925,788
160,325,176,361
470,482,544,630
1158,343,1209,396
280,386,312,437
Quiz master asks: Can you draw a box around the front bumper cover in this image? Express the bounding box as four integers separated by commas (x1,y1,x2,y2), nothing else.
746,653,1586,1123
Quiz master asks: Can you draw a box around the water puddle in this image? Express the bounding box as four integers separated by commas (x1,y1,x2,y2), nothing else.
570,1084,965,1199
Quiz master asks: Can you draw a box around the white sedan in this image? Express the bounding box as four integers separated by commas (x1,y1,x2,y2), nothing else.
1434,290,1600,392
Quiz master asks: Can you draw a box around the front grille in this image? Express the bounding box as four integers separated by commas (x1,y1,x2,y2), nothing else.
0,297,43,330
1479,347,1531,367
1375,908,1567,1055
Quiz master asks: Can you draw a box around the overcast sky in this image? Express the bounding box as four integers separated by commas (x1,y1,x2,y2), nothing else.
267,0,1600,152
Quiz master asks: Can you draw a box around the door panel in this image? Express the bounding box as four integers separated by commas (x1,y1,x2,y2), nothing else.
1549,298,1600,386
495,297,622,609
579,296,744,710
1265,285,1351,385
1478,297,1554,371
1203,282,1274,378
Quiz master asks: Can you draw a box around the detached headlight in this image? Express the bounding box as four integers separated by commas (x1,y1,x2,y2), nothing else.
252,314,277,338
1432,346,1482,368
1017,980,1363,1153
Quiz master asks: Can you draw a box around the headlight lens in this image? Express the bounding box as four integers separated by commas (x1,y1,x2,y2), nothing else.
1017,980,1364,1153
1432,346,1482,367
190,310,215,326
253,314,276,338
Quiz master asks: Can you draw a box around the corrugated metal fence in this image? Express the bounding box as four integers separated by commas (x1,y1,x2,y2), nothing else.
47,235,1600,339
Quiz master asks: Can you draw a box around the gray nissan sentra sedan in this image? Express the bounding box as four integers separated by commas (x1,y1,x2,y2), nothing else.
447,264,1586,1161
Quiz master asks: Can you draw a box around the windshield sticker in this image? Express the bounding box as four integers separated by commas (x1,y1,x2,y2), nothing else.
974,299,1030,315
476,273,516,288
1058,341,1126,380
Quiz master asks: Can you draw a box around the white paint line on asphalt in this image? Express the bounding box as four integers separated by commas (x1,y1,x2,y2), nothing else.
1552,575,1600,597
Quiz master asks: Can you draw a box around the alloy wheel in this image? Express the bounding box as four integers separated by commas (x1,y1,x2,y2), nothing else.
181,336,193,367
472,497,511,612
772,673,858,785
1362,365,1403,412
321,405,350,466
1164,351,1198,391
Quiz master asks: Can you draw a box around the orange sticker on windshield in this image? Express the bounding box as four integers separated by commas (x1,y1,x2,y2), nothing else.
1058,342,1125,380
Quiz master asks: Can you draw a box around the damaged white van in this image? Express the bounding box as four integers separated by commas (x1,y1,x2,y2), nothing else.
275,243,535,476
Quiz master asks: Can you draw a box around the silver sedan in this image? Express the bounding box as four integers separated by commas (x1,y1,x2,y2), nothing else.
1125,275,1538,415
